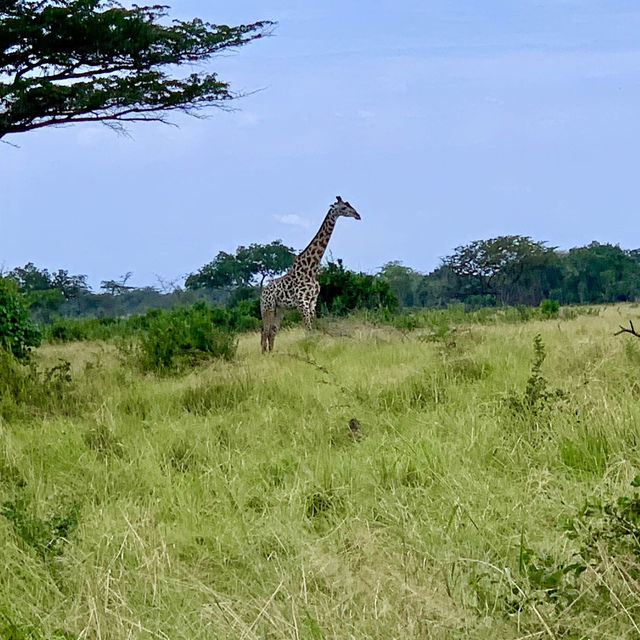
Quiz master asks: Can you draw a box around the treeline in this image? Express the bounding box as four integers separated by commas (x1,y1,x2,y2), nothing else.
2,247,397,321
385,238,640,308
2,263,230,322
4,237,640,325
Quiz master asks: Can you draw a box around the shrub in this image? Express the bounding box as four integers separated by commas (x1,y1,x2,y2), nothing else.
43,298,263,344
317,260,398,316
0,278,41,359
48,319,89,342
566,475,640,561
540,298,560,317
44,315,141,343
508,540,586,613
508,334,565,416
1,494,79,561
228,298,261,331
0,350,80,421
126,303,238,372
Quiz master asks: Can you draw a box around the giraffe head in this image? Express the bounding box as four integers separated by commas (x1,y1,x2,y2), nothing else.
330,195,361,220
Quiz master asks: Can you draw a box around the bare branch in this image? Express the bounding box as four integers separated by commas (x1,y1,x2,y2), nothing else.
614,321,640,338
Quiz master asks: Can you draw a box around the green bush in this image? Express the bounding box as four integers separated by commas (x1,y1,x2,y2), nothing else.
1,494,79,561
229,298,261,331
126,303,238,372
566,475,640,561
44,315,142,342
48,319,90,342
317,260,398,316
507,334,566,417
0,350,80,421
0,278,41,359
43,299,262,344
540,298,560,317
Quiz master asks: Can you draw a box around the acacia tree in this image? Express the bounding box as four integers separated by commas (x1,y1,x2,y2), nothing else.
186,241,295,290
7,262,89,298
444,235,557,305
0,1,272,139
236,241,296,287
100,271,134,295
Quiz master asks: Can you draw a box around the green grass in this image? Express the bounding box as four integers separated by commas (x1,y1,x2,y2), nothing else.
2,305,640,638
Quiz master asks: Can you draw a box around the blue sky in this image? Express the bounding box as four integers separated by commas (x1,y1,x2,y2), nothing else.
2,1,640,289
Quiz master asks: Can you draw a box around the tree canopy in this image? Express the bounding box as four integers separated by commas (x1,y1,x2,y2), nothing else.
7,262,89,299
443,236,559,305
378,261,425,307
185,241,295,290
317,259,397,316
6,238,640,324
0,277,41,359
0,1,272,139
100,271,134,295
561,242,640,303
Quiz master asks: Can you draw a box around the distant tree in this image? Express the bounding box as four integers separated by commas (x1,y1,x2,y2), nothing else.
626,248,640,265
0,277,41,359
419,264,468,308
378,261,424,307
0,1,272,140
560,242,640,304
186,241,295,290
51,269,90,299
317,259,397,316
444,236,558,305
445,236,550,290
100,272,134,295
25,288,66,323
7,262,52,292
6,263,90,321
236,241,296,287
155,275,182,294
8,263,89,298
186,252,251,290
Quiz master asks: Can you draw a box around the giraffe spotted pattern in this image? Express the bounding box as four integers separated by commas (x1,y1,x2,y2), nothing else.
260,196,361,353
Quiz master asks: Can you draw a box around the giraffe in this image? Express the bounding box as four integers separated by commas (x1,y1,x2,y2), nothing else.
260,196,361,353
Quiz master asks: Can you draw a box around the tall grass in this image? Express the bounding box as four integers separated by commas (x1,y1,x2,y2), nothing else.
1,304,640,638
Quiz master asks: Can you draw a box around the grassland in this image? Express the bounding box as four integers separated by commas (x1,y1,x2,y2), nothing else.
2,305,640,639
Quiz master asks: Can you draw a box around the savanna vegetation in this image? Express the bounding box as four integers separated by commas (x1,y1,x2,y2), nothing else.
1,274,640,637
5,3,640,638
2,158,640,639
5,237,640,328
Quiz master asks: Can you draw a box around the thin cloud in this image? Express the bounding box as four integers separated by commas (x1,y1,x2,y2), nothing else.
275,214,310,228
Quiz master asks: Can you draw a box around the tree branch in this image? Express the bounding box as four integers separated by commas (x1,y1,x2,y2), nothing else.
615,321,640,338
0,2,274,139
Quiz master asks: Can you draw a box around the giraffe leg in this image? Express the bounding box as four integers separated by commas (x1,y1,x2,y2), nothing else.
267,307,285,351
261,306,275,354
299,283,319,332
299,304,314,332
309,284,320,327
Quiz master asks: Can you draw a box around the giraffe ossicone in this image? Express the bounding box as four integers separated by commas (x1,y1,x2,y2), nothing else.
260,196,361,353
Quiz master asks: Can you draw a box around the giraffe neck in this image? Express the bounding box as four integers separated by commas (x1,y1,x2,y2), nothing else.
293,210,337,274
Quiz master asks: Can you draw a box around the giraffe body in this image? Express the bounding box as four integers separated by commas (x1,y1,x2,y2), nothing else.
260,196,360,352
